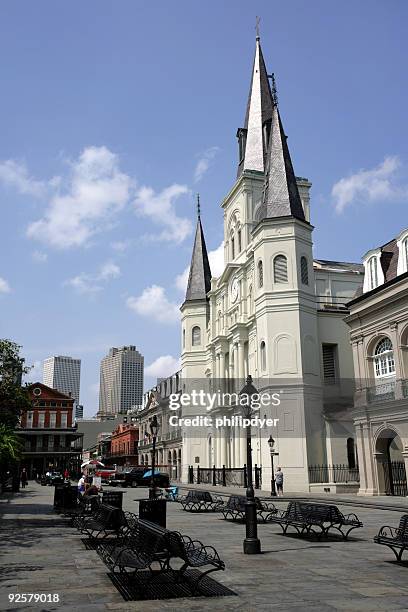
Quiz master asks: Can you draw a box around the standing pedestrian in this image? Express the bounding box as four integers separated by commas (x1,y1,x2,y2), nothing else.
20,468,28,489
275,466,284,496
77,474,86,495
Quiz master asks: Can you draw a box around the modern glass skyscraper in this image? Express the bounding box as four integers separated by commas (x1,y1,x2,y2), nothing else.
43,355,81,405
98,346,144,416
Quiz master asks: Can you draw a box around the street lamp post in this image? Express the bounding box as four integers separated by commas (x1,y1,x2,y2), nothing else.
149,415,158,500
240,375,261,554
268,435,278,497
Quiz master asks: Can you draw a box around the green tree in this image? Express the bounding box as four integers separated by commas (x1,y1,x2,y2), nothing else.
0,424,22,466
0,339,31,427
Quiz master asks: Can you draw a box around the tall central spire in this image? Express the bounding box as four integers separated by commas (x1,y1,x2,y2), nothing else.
237,34,274,177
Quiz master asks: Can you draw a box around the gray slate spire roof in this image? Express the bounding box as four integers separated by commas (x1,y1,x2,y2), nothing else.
184,215,212,302
237,36,274,177
259,101,306,222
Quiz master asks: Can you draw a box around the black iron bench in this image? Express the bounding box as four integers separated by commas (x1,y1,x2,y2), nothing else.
374,514,408,561
222,495,277,523
270,501,363,540
180,490,224,512
97,518,225,594
166,529,225,593
97,518,169,574
79,503,128,540
66,494,100,525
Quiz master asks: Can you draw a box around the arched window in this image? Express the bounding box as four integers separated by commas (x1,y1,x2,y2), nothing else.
231,233,235,260
192,326,201,347
274,255,288,283
258,260,263,288
368,256,378,290
404,238,408,270
347,438,356,469
300,256,308,285
238,228,242,252
182,329,185,348
374,338,395,378
260,341,266,371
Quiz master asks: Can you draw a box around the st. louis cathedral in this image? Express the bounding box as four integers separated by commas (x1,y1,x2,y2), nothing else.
178,33,364,491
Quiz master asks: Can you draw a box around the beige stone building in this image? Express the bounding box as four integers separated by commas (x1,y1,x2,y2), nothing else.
346,229,408,496
178,34,364,491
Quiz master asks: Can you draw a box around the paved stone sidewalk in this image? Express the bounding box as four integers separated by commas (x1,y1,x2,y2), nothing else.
1,483,408,611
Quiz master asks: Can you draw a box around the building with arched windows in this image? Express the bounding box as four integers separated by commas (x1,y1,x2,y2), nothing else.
178,33,365,492
346,230,408,496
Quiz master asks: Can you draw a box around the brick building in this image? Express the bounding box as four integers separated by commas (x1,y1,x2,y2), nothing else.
105,422,139,467
16,383,83,478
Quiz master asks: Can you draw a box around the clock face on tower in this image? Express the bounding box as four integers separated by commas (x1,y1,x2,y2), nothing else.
231,278,239,303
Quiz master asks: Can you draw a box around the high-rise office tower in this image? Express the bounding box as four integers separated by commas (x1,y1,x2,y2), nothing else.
43,356,81,404
98,346,144,416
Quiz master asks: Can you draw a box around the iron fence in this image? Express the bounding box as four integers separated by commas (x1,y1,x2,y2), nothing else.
382,461,408,497
188,465,262,489
308,464,360,484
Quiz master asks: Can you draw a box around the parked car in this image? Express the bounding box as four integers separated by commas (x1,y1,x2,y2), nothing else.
108,467,169,488
94,467,116,484
41,472,64,486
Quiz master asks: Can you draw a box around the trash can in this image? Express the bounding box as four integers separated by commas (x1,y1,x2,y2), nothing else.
102,490,124,509
12,476,20,492
138,498,167,528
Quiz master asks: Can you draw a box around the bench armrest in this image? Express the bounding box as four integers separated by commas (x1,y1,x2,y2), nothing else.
343,512,361,524
195,544,224,565
261,502,277,511
377,525,399,538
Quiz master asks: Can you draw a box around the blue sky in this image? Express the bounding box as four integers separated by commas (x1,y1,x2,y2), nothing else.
0,1,407,416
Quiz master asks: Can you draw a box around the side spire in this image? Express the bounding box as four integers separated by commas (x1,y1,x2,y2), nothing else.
259,77,306,222
237,32,274,177
184,200,212,302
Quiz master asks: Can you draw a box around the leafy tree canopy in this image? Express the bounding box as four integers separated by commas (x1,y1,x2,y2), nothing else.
0,339,31,427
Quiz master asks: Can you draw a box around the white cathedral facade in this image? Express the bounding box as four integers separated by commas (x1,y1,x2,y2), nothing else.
177,34,364,492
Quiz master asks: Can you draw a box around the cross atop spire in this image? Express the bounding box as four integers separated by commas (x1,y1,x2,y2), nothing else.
255,15,261,40
196,193,201,218
237,34,274,177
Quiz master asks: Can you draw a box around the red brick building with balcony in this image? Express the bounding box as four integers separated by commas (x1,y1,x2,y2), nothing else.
16,383,83,478
105,423,139,467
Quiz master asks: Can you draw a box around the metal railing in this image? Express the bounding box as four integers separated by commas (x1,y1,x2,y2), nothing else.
367,380,396,403
308,464,360,484
188,465,262,489
23,446,81,454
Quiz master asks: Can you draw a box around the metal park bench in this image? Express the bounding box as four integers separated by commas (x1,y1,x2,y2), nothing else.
97,518,225,594
78,503,128,541
221,495,277,523
270,501,363,540
374,514,408,561
180,490,224,512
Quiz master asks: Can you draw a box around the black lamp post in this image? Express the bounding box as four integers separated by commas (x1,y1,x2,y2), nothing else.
149,415,158,500
240,375,261,554
268,435,278,497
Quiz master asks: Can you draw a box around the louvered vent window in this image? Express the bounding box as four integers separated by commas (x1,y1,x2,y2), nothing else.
322,344,336,384
274,255,288,283
301,256,308,285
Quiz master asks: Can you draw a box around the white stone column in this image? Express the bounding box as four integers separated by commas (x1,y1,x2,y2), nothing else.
220,428,227,467
219,352,225,391
238,341,244,383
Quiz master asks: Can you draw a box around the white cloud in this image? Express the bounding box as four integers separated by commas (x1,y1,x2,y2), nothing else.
134,184,192,244
24,360,42,383
32,250,48,263
145,355,181,378
98,261,121,280
175,241,224,294
332,156,407,213
0,159,47,197
194,147,220,183
27,146,133,248
64,260,121,294
111,240,130,252
126,285,180,324
209,241,225,278
0,277,11,293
